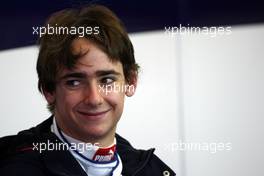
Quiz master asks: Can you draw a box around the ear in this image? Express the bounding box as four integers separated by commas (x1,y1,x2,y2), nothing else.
43,90,55,104
125,73,137,97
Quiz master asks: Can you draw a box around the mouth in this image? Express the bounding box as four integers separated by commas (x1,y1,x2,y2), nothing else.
77,109,111,120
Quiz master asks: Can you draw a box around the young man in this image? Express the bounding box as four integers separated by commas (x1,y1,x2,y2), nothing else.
0,5,176,176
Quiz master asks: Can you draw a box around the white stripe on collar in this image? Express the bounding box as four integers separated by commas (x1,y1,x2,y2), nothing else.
51,117,123,176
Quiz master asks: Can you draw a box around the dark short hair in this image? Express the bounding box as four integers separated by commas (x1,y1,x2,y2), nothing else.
36,5,139,112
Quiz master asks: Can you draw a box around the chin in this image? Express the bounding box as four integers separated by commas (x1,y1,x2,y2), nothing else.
82,125,113,140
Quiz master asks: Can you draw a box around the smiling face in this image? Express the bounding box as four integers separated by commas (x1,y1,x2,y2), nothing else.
44,38,137,147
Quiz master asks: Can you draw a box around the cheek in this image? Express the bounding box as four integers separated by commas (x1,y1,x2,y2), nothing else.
104,91,125,110
56,90,83,110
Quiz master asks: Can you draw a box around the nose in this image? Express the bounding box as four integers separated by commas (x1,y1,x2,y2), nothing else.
83,81,103,107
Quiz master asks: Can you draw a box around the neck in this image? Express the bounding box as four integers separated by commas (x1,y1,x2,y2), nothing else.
52,118,117,162
61,127,115,148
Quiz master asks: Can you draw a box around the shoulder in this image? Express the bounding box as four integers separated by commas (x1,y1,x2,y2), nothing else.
116,134,176,176
0,135,47,176
147,154,176,176
0,118,53,176
0,117,53,160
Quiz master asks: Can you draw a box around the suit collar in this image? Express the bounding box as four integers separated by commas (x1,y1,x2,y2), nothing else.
31,117,155,176
31,118,87,176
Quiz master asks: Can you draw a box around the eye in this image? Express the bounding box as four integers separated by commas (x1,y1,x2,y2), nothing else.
65,80,81,87
100,77,116,85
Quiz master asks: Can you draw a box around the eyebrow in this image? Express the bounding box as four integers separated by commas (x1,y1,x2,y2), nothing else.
59,72,87,80
59,69,121,80
95,70,121,77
